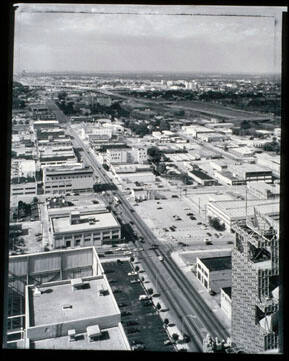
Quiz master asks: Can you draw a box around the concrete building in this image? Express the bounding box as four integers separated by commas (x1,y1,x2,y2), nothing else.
247,182,280,200
39,147,77,167
11,159,36,178
197,132,228,143
188,169,218,186
230,164,273,184
213,170,246,186
10,180,37,196
207,199,279,232
220,287,232,320
5,247,130,350
231,208,280,353
230,146,255,158
43,165,95,194
196,256,232,294
50,209,121,249
106,147,148,165
106,148,129,164
255,153,280,178
33,120,59,130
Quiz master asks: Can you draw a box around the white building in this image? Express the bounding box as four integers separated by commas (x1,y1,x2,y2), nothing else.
220,287,232,320
106,147,147,165
50,209,121,249
43,164,95,194
207,199,280,231
196,256,232,294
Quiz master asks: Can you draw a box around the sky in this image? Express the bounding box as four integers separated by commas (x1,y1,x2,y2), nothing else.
13,4,287,74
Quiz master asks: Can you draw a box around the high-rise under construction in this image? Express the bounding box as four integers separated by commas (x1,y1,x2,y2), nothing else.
231,206,280,353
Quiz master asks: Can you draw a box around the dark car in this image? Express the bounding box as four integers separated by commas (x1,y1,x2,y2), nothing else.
121,311,131,317
125,320,138,326
127,328,140,334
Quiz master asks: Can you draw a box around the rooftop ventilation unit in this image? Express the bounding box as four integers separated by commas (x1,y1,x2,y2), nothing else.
62,304,73,310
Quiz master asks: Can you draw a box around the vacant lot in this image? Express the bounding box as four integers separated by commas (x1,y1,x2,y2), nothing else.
102,261,175,352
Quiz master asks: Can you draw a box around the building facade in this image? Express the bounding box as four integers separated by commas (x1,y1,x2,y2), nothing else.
43,165,95,194
50,210,121,249
231,208,280,353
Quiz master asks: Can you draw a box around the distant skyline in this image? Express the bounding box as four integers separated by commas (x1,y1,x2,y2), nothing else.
13,4,286,75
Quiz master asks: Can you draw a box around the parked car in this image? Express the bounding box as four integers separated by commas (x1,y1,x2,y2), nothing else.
118,303,127,308
125,320,138,326
164,340,172,345
127,328,140,334
121,311,131,317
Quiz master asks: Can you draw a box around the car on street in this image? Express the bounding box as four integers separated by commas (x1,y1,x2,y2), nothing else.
164,340,173,345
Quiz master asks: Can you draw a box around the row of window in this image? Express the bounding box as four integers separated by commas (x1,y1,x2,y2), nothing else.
47,175,92,180
55,231,120,241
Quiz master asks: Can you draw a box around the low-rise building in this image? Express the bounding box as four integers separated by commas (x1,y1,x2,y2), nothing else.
39,147,77,167
207,199,279,231
50,209,121,249
188,169,218,186
106,147,147,165
197,132,228,143
230,164,273,183
43,165,95,194
220,287,232,320
6,247,130,351
196,256,232,293
247,181,280,200
255,153,280,178
10,178,37,196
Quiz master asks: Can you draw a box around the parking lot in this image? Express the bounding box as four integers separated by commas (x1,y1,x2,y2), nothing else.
133,198,229,247
102,261,175,352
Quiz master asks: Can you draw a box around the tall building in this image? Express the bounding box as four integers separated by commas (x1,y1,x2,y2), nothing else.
231,207,280,353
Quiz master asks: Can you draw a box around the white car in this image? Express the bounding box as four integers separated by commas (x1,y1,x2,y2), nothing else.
128,272,138,276
158,256,164,262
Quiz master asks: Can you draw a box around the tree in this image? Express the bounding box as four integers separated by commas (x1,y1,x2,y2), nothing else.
58,91,67,101
130,256,135,263
147,288,154,295
135,265,140,272
147,146,161,163
240,120,251,130
209,217,225,231
164,318,169,326
156,302,161,310
33,197,39,204
172,333,179,342
157,162,166,174
159,119,170,131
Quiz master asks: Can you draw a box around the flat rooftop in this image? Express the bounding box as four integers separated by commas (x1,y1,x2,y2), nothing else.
30,277,119,327
32,325,130,350
52,212,120,234
209,199,280,219
200,256,232,272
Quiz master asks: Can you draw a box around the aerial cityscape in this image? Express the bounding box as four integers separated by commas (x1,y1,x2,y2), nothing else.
3,4,285,354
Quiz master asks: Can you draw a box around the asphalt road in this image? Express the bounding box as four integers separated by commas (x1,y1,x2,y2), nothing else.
67,124,230,352
45,99,230,351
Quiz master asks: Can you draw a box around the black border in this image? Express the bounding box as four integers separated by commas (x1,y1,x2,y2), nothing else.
1,1,288,360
